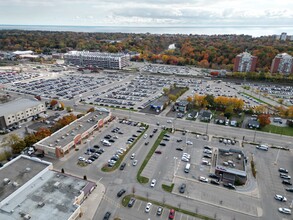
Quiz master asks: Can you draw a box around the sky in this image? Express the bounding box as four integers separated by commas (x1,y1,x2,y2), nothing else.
0,0,293,26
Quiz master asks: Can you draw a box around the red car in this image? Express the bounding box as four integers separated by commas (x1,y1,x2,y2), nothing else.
169,209,175,219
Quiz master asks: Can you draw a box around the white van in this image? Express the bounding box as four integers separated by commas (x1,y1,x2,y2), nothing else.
184,163,191,173
101,139,111,146
256,144,268,151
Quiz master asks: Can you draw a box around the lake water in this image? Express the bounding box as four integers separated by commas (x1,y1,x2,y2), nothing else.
0,25,293,37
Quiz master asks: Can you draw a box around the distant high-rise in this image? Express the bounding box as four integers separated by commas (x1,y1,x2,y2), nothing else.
280,32,287,41
233,52,257,72
271,53,293,75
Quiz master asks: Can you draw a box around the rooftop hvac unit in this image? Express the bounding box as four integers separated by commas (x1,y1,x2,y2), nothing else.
25,167,31,172
13,182,19,187
54,181,61,188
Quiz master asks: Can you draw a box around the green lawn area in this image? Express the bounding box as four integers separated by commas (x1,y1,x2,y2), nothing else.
261,125,293,136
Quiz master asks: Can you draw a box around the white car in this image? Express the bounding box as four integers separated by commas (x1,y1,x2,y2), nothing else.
130,153,135,160
186,141,193,145
181,157,190,162
78,157,85,161
145,202,152,213
182,153,191,159
144,134,148,139
275,195,287,202
278,207,291,215
150,179,156,187
199,176,209,183
132,160,138,166
167,120,172,123
203,149,212,154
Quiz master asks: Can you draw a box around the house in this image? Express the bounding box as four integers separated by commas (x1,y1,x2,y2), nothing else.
187,111,199,119
173,100,189,113
200,110,212,122
247,119,260,129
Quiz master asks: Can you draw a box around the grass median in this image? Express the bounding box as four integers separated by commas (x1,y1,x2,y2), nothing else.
101,124,149,172
136,129,168,184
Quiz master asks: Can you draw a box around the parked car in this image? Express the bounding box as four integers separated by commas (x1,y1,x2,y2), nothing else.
150,179,156,187
274,194,287,202
145,202,152,213
204,145,212,150
223,183,236,190
130,153,135,159
210,179,220,185
157,206,163,216
199,176,208,183
128,198,136,207
203,154,212,159
145,141,149,145
203,149,212,154
169,209,175,219
278,207,291,215
160,143,166,146
176,148,183,151
279,168,289,173
186,141,193,145
282,180,292,185
177,138,183,142
280,174,291,179
209,173,219,179
256,144,268,151
155,151,162,154
286,188,293,192
179,183,186,193
117,189,126,197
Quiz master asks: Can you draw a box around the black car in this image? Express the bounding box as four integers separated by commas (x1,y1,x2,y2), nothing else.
145,142,149,145
286,188,293,192
282,180,292,185
223,183,236,190
159,143,166,146
210,179,220,185
279,168,289,173
137,130,142,133
163,138,170,141
203,146,212,150
203,154,212,159
150,134,154,138
128,198,136,207
120,162,126,170
209,173,219,179
103,212,111,220
176,148,183,151
177,139,183,142
117,189,126,197
108,139,115,143
153,128,158,133
89,148,96,153
164,134,170,138
179,183,186,193
104,135,111,139
132,134,138,138
93,145,100,149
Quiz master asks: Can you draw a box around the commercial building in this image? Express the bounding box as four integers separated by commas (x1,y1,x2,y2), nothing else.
215,148,247,184
0,98,45,131
64,51,129,69
0,155,96,220
233,52,257,72
270,53,293,75
34,109,112,158
280,32,287,41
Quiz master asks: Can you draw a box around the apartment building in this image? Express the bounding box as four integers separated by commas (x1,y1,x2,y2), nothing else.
271,53,293,75
233,52,257,73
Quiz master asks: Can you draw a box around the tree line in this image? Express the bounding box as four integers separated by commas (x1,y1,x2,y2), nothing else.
1,30,293,72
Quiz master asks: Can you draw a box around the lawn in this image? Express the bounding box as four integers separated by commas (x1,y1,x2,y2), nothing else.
261,125,293,136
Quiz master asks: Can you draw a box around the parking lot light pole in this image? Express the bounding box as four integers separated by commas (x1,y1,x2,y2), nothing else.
290,199,293,208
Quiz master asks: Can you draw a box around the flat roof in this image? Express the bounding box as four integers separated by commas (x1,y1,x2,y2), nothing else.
216,148,246,176
0,98,43,116
0,156,51,202
38,110,109,148
0,170,91,220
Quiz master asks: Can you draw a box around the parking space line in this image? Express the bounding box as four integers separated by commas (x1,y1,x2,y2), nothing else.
180,213,183,220
137,200,142,211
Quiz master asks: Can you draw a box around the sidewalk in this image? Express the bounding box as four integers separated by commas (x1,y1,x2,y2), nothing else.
79,182,105,220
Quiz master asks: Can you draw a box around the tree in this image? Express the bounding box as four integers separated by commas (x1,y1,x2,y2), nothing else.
186,96,193,103
50,99,58,107
168,94,177,102
11,140,26,154
204,94,215,108
59,101,65,110
87,107,95,113
258,114,271,127
163,87,170,95
224,106,234,118
2,134,21,147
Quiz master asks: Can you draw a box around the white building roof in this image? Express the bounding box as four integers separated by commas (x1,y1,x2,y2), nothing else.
0,98,43,116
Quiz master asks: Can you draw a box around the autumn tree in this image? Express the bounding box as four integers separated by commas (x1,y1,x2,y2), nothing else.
168,94,177,102
186,96,193,103
11,140,26,154
163,88,170,95
258,114,271,127
87,107,95,113
50,99,58,107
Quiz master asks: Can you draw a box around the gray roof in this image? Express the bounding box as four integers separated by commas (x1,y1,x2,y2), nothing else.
0,156,51,202
0,98,43,116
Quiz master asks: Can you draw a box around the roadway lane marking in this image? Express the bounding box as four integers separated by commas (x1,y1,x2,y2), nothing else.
180,213,183,220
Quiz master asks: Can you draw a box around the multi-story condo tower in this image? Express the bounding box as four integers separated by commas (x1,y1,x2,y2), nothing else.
271,53,293,75
233,52,257,72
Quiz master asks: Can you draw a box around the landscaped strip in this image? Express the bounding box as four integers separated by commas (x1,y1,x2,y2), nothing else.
260,124,293,136
101,124,149,172
122,194,214,220
162,183,174,193
241,92,272,107
136,129,168,184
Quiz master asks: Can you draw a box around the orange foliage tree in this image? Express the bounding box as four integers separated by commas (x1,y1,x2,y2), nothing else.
258,114,271,127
